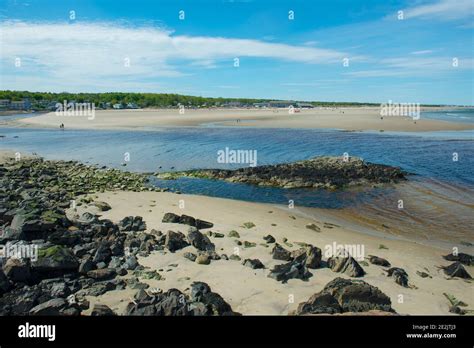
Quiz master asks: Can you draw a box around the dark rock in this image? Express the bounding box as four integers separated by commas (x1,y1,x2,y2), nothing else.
416,271,431,278
29,298,80,316
449,305,466,315
386,267,409,287
195,254,210,265
263,234,276,243
91,304,116,316
92,242,112,263
166,156,407,189
3,258,31,283
162,213,213,230
32,245,79,277
162,212,180,223
119,216,146,232
123,256,139,270
443,253,473,266
195,219,213,230
79,258,95,274
328,255,365,277
0,269,12,294
164,231,189,252
183,252,197,262
304,245,322,269
87,268,116,281
271,243,292,261
442,262,472,279
93,201,111,211
243,259,265,269
268,254,312,283
368,255,391,267
187,228,215,252
190,281,239,315
296,277,393,315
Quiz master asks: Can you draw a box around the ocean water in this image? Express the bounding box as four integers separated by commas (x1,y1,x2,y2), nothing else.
1,112,473,246
421,108,474,124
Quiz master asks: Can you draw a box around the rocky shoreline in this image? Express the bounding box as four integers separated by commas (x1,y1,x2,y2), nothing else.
0,156,471,316
156,156,408,189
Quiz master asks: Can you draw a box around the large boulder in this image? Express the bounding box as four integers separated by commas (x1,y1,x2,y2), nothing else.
296,277,393,315
187,228,215,252
164,231,189,252
3,258,32,283
31,245,79,277
29,298,80,316
162,212,180,223
442,262,472,279
268,254,312,283
328,255,365,277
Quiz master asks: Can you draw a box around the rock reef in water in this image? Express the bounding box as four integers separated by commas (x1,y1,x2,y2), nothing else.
157,156,407,189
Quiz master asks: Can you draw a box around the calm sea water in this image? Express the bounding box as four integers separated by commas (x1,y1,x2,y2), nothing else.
421,108,474,124
1,111,473,246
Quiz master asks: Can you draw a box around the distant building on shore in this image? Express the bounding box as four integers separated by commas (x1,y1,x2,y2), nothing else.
0,99,31,110
296,102,314,109
0,99,11,109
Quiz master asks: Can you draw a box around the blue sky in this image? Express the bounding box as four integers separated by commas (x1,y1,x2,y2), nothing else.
0,0,473,104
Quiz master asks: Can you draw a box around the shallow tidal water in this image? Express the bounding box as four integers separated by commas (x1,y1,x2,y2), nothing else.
1,111,473,247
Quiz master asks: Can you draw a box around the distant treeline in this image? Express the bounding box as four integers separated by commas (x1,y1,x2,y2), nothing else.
0,90,446,107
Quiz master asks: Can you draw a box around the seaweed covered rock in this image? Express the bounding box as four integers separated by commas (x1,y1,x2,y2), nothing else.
159,156,407,189
32,245,79,277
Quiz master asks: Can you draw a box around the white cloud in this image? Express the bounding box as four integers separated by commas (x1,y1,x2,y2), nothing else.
0,20,347,91
344,56,473,78
402,0,474,20
410,50,433,55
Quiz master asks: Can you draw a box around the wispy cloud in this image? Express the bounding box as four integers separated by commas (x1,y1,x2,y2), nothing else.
402,0,474,20
411,50,433,55
345,56,473,78
0,20,348,91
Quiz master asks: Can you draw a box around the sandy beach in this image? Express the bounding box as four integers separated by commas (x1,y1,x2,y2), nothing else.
70,189,473,315
10,107,474,132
